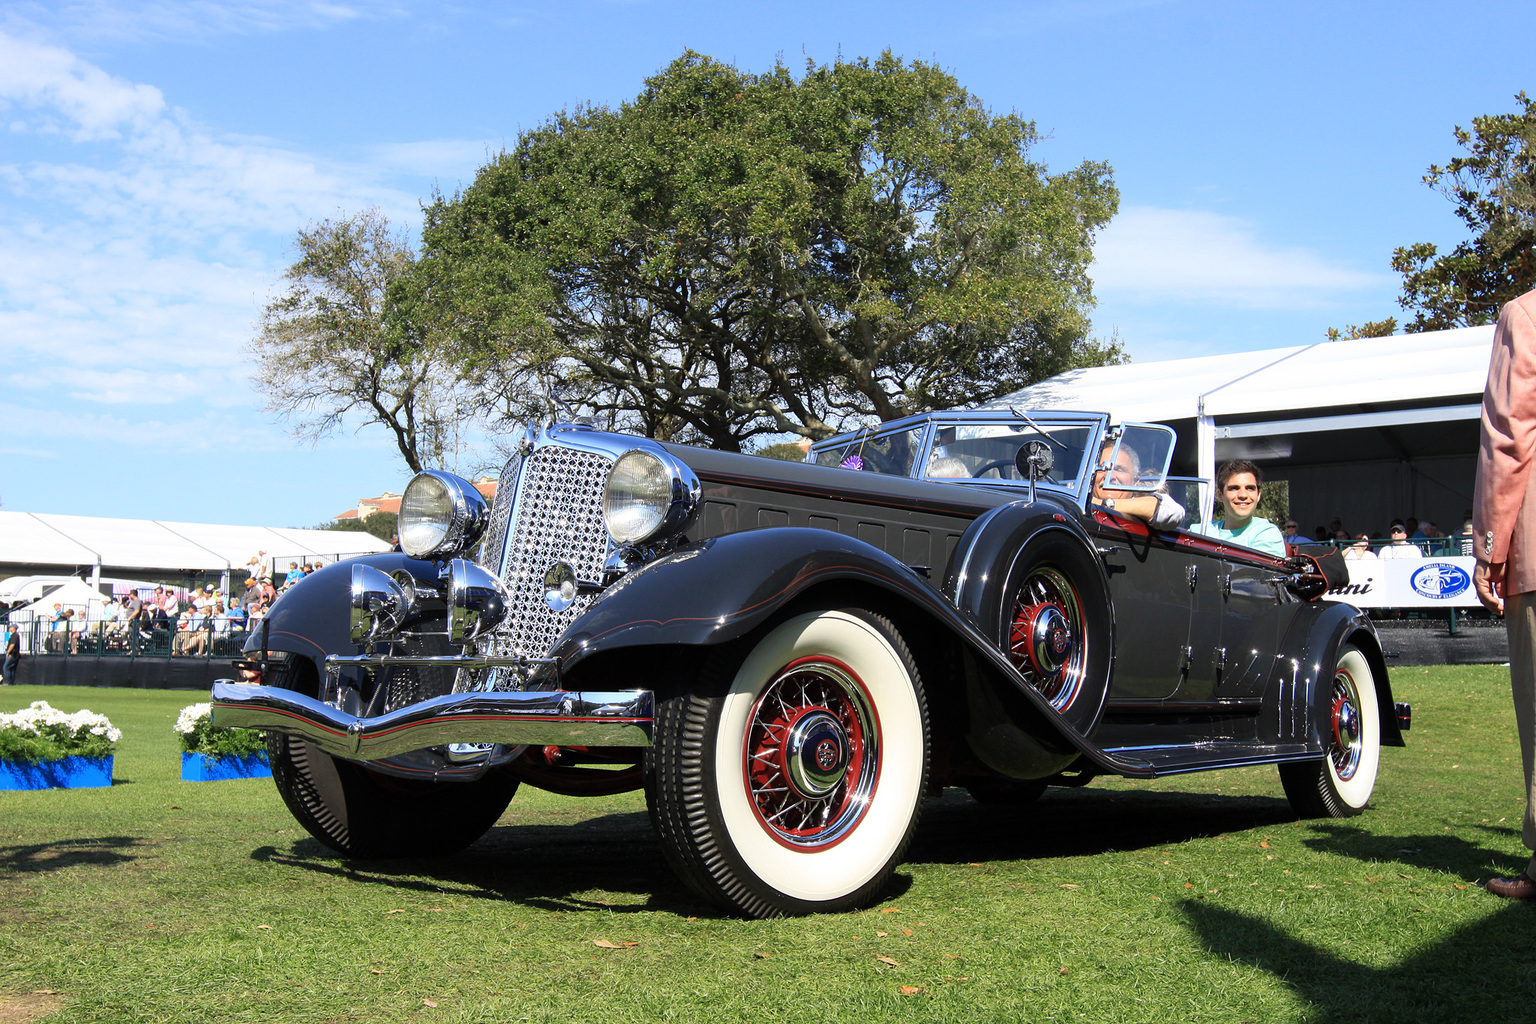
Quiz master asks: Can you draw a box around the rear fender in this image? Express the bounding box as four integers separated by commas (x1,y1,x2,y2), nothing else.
1277,604,1403,750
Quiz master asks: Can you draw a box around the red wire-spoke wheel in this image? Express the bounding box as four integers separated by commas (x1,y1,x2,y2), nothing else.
1008,566,1087,712
647,609,929,917
989,531,1113,742
743,657,878,849
1279,644,1380,818
1329,670,1364,781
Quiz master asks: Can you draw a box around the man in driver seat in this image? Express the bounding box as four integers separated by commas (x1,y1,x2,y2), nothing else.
1092,442,1184,530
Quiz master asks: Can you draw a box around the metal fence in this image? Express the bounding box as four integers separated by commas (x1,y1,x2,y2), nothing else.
12,617,251,661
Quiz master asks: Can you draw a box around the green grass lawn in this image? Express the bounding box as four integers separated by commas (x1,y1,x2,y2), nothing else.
2,667,1534,1023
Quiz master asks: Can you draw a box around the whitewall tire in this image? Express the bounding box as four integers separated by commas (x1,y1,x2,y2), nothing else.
1280,644,1381,817
646,608,929,917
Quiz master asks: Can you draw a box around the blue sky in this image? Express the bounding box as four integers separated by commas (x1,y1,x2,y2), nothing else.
1,0,1530,528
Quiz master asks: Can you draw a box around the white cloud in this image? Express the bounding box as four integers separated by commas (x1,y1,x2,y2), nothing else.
0,32,164,138
1091,206,1394,308
4,1,392,44
0,29,429,424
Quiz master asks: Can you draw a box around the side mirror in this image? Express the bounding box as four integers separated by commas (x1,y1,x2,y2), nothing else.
1014,439,1054,481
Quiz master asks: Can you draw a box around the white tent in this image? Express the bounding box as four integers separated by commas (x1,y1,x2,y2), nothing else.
0,511,393,587
4,578,107,653
981,325,1495,532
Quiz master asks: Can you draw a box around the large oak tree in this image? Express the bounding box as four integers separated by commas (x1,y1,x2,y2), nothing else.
1394,92,1536,330
414,51,1121,450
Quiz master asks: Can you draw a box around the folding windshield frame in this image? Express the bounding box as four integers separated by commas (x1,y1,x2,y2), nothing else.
808,409,1111,508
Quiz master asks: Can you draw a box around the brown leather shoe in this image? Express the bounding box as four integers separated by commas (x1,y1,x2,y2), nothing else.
1487,873,1536,899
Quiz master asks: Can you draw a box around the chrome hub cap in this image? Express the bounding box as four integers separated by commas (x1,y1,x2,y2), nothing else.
783,710,851,799
1330,670,1363,780
1008,566,1087,710
744,657,878,849
1016,602,1074,679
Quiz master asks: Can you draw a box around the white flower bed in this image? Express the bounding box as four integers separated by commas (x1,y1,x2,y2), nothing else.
0,700,121,762
0,701,121,743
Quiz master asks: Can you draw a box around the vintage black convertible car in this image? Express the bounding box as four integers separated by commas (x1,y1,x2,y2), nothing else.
212,408,1407,917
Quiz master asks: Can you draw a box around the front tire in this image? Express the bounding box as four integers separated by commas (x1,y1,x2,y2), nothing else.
646,608,929,917
268,734,518,858
1279,644,1381,817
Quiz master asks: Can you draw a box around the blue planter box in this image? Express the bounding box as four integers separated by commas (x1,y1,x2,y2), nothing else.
0,756,114,790
180,751,271,782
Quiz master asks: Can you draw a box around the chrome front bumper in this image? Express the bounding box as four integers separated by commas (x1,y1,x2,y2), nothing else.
210,681,654,760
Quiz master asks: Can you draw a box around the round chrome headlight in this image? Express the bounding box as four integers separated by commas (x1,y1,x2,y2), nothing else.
603,449,699,546
398,470,489,560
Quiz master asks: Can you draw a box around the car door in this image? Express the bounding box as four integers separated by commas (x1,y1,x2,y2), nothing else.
1094,512,1200,703
1213,554,1297,700
1177,540,1298,703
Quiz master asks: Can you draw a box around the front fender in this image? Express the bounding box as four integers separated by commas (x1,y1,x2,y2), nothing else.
243,553,443,665
548,526,1157,778
546,528,944,664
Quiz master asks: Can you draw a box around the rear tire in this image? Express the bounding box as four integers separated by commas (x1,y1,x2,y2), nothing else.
1279,645,1381,818
268,734,518,858
646,608,929,917
964,777,1049,805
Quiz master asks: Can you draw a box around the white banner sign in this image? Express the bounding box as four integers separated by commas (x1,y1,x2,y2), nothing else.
1320,556,1478,609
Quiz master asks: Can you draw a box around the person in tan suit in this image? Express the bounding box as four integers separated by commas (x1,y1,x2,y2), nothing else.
1474,288,1536,898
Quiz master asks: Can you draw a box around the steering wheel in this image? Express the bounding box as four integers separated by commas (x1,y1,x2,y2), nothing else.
971,459,1015,478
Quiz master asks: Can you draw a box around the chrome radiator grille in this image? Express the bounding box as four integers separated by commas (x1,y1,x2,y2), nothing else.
485,444,614,665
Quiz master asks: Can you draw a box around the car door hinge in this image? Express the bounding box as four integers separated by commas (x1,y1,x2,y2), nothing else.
1185,564,1198,591
1213,646,1228,671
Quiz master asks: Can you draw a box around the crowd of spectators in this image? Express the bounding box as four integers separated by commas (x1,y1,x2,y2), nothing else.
1279,511,1475,559
0,552,329,657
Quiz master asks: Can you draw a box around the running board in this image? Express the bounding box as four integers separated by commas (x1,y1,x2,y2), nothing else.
1098,741,1318,777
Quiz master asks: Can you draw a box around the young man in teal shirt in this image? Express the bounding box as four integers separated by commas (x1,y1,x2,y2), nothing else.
1203,459,1286,557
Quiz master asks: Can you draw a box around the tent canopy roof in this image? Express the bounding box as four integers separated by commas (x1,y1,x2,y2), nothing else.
0,512,392,574
979,325,1494,425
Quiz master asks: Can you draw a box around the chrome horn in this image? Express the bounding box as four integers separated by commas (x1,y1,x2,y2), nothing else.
350,564,416,644
447,559,510,645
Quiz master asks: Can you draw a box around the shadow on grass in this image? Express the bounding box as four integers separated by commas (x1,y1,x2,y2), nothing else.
1182,897,1536,1023
1300,821,1528,885
251,809,708,916
244,785,1302,916
0,836,147,872
908,786,1298,864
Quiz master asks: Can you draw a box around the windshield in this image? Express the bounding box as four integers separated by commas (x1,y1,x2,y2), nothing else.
923,422,1093,488
812,425,926,476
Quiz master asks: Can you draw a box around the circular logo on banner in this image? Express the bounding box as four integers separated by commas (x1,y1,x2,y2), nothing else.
1410,562,1472,600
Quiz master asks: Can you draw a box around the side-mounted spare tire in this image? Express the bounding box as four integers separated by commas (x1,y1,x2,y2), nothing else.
995,530,1114,737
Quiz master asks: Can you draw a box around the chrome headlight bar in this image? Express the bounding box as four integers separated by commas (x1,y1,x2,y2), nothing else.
350,560,511,647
